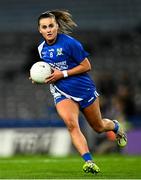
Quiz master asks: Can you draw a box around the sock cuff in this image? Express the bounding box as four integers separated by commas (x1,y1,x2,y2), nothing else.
82,152,93,162
113,120,119,133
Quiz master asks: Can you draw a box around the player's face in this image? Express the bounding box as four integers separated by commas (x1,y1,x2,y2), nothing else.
39,17,59,44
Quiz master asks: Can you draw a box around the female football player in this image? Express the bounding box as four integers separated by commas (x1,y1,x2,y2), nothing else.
32,9,127,174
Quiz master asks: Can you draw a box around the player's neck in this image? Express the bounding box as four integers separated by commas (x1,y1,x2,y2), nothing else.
46,36,57,45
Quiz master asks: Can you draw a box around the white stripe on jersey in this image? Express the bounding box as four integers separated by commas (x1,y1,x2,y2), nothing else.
53,85,83,102
94,91,99,97
38,41,45,58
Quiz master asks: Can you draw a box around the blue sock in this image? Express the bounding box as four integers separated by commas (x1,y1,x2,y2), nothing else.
113,121,119,133
82,152,93,162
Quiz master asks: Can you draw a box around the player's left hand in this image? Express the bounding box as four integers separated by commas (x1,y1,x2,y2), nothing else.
44,68,64,83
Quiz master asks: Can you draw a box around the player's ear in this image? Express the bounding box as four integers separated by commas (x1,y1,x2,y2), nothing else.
56,23,59,29
38,27,42,34
56,23,60,33
38,25,42,33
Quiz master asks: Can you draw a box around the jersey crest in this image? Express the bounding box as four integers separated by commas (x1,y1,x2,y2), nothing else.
56,48,63,56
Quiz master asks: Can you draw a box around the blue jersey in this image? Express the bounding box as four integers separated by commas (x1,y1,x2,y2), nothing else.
38,33,97,101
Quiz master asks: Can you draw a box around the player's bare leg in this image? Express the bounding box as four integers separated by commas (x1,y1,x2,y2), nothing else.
82,97,127,147
56,98,100,174
82,97,115,132
56,99,89,155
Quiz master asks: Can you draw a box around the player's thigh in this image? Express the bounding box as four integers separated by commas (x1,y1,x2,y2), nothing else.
82,97,103,128
56,98,80,127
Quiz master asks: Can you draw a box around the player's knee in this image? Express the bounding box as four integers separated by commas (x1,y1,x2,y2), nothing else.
65,119,78,132
67,123,78,132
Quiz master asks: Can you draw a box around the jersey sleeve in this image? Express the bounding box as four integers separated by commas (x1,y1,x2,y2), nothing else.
68,38,89,64
38,40,45,59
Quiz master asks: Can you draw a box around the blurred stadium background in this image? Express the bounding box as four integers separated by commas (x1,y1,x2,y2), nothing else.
0,0,141,157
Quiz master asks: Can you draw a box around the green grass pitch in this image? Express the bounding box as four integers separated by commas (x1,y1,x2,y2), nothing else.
0,154,140,179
